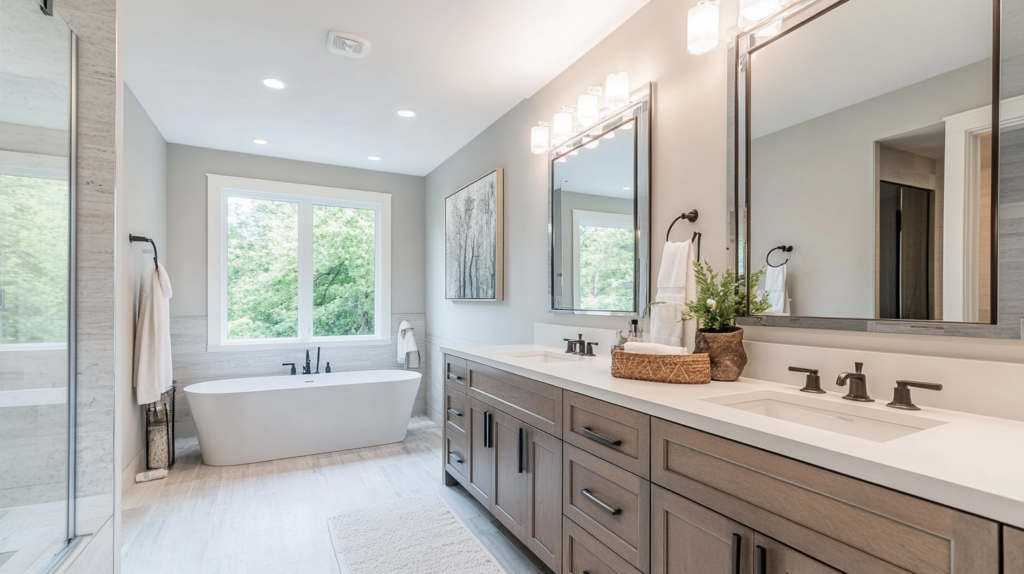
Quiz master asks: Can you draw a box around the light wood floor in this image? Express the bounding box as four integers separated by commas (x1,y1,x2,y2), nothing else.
121,416,554,574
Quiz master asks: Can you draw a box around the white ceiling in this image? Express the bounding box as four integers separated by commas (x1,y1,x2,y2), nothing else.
554,130,635,198
124,0,651,176
751,0,992,139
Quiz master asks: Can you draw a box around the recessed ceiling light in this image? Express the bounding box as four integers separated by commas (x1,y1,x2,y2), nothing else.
254,139,268,145
368,156,382,161
397,109,417,118
263,78,287,89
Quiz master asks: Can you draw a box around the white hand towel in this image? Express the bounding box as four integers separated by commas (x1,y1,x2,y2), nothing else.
650,240,697,349
764,264,789,315
134,264,173,406
623,342,689,355
397,320,420,369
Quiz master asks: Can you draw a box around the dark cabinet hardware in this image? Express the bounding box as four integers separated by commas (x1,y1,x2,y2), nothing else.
448,452,462,464
887,380,943,410
836,361,873,402
584,342,599,357
731,533,742,574
580,488,621,516
580,427,622,447
282,363,296,375
448,373,461,381
447,408,462,417
789,366,824,394
517,427,525,473
484,412,492,448
755,545,767,574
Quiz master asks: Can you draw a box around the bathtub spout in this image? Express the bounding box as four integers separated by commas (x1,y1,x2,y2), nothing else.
303,350,311,375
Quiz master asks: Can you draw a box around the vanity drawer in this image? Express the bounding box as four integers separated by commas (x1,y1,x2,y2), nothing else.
1007,526,1024,574
564,391,650,478
444,354,468,393
443,386,468,442
564,444,650,572
651,418,999,574
564,516,643,574
467,360,562,438
444,432,468,483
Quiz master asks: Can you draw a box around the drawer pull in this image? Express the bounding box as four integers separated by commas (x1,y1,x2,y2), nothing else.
755,545,766,574
484,411,492,448
448,452,463,464
448,373,461,381
447,408,462,417
517,427,525,473
581,426,622,447
731,533,742,574
580,488,621,516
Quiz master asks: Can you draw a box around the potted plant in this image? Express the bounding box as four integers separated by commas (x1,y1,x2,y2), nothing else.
684,262,770,381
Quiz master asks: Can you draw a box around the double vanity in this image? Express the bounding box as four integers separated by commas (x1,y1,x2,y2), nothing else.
440,345,1024,574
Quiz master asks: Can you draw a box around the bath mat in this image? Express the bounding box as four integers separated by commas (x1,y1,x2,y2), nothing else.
328,493,505,574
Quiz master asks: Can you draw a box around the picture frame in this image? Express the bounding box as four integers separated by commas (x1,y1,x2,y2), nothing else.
445,168,504,301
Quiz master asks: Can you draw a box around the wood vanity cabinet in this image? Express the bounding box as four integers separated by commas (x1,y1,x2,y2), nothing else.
466,398,493,508
1007,526,1024,574
753,534,842,574
651,484,753,574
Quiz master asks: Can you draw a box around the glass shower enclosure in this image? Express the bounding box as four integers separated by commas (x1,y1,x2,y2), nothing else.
0,0,78,571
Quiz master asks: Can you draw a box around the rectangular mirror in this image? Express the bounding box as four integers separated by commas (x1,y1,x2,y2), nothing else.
549,87,650,315
738,0,999,325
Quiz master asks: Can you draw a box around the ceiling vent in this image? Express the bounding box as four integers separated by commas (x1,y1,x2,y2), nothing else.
327,31,370,58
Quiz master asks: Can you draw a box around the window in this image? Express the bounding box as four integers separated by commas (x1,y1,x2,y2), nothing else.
207,175,391,350
572,210,635,311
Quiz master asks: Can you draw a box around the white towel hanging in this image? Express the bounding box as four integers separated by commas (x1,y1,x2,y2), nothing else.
135,264,173,405
650,240,697,349
397,320,420,369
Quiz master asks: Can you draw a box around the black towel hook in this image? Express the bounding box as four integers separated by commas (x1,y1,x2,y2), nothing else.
129,234,159,269
766,245,793,268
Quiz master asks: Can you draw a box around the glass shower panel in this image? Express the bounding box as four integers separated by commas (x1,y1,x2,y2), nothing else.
0,0,74,571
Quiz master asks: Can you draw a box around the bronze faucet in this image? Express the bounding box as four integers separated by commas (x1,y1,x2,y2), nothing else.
836,362,873,402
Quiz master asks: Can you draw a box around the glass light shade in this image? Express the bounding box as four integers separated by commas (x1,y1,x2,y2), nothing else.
605,72,630,110
740,0,781,22
687,0,719,55
553,108,574,142
531,123,550,154
578,90,600,128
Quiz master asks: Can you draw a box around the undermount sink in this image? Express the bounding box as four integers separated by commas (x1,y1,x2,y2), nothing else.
496,350,584,363
702,390,947,442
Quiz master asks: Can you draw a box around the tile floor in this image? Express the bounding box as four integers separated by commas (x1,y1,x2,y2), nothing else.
0,501,68,574
121,416,554,574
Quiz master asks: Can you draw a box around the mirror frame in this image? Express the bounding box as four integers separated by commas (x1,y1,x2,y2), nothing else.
727,0,1018,338
548,83,652,316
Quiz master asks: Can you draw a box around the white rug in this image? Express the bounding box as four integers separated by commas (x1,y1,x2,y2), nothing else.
328,493,506,574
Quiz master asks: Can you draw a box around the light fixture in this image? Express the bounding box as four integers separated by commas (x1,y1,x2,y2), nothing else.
754,20,782,40
553,107,575,142
253,139,268,145
585,139,600,149
569,149,579,156
577,87,602,128
368,155,382,161
531,122,550,154
604,72,629,110
556,157,567,163
603,131,616,139
262,78,287,89
740,0,781,22
687,0,720,55
397,109,417,118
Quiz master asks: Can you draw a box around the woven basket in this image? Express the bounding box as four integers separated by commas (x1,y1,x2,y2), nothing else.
610,350,711,385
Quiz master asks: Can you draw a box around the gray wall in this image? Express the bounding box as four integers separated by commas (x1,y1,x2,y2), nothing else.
750,60,989,318
117,85,167,492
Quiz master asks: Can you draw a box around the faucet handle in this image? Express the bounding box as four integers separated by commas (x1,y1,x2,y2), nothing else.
855,362,863,374
282,363,296,375
564,338,580,353
789,366,824,394
887,380,943,411
584,342,599,357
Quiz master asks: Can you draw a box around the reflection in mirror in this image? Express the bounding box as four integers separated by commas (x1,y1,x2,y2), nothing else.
747,0,996,322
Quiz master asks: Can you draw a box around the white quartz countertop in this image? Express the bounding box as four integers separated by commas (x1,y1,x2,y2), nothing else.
441,344,1024,528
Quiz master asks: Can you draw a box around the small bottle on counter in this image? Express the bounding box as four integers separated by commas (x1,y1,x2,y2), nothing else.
627,319,643,342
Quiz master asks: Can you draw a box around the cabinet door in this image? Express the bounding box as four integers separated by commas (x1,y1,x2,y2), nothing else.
466,398,494,509
652,485,753,574
754,534,841,574
1007,526,1024,574
491,409,528,540
525,425,562,572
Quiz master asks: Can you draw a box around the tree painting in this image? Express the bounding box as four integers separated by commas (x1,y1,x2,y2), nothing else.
445,169,503,300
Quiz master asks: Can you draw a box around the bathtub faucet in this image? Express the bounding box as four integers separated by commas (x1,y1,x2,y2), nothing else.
303,350,312,375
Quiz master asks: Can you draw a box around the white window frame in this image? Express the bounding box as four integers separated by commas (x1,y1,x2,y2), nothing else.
572,209,634,306
207,174,391,352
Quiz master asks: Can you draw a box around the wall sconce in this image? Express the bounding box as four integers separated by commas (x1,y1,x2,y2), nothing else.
553,107,575,142
577,87,602,128
687,0,719,55
604,72,630,110
531,122,550,154
740,0,781,22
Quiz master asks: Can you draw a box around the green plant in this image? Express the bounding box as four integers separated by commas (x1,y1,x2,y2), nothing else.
683,261,770,333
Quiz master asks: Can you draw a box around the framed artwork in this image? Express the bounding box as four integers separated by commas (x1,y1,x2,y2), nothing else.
445,168,504,301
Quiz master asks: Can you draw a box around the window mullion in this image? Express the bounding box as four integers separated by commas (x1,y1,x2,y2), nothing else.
298,201,314,340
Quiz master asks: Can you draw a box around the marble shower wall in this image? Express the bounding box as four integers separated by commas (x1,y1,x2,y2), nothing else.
170,313,427,435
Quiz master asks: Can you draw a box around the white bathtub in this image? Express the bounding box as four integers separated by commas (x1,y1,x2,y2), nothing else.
184,370,421,466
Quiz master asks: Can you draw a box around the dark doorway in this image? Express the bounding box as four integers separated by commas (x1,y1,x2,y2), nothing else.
879,182,933,320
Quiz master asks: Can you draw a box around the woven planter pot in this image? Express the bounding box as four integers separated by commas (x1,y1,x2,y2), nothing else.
611,350,711,385
693,327,747,381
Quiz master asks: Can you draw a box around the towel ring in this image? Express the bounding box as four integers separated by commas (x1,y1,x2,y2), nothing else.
129,234,159,269
666,210,698,242
766,245,793,268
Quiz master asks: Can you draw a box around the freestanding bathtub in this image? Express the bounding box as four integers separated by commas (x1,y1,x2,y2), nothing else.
184,370,421,466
